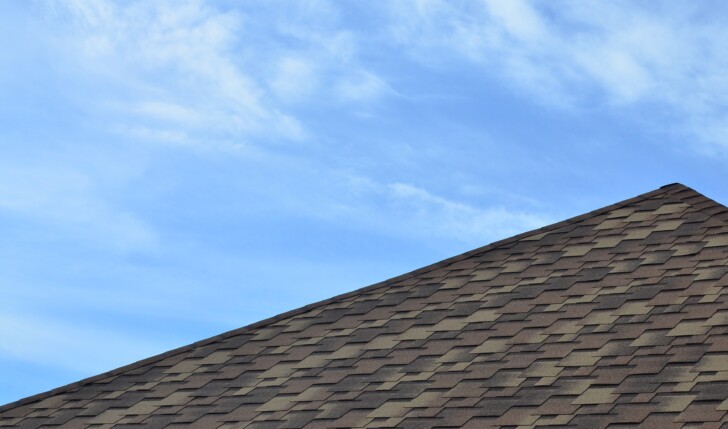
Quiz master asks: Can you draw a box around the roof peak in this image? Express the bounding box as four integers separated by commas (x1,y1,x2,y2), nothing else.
660,182,686,189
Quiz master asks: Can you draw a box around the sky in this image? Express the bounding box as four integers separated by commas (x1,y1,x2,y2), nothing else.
2,0,728,405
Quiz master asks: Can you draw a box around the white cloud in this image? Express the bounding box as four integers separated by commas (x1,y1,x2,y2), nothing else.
384,1,728,150
41,0,395,150
384,182,548,241
321,174,550,244
36,1,728,152
49,0,284,146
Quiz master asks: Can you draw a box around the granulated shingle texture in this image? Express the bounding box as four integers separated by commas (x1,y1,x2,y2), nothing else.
3,183,728,428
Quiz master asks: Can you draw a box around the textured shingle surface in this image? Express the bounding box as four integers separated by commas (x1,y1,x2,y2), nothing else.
3,183,728,428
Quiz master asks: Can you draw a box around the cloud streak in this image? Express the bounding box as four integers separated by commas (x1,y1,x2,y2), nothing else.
386,182,549,241
322,174,550,244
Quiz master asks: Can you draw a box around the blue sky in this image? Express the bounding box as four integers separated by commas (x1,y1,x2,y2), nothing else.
2,0,728,405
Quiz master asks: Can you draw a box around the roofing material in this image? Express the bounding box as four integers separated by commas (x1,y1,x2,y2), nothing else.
3,183,728,428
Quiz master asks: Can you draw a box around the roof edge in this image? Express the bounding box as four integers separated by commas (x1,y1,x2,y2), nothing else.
0,183,691,413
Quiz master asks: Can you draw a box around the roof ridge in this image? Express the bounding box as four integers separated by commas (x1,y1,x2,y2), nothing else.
0,183,692,413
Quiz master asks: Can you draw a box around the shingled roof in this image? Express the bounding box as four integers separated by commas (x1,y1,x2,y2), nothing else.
4,183,728,428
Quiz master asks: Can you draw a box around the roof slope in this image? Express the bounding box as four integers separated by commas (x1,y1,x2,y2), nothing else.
3,183,728,428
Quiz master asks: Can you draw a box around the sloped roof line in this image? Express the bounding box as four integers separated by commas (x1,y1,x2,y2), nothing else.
0,182,699,413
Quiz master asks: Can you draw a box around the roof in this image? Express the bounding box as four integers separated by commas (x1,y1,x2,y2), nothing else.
3,183,728,428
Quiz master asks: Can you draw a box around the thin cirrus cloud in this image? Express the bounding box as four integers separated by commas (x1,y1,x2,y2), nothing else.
46,0,396,150
385,182,549,241
54,0,302,145
323,175,550,244
38,0,728,155
383,1,728,152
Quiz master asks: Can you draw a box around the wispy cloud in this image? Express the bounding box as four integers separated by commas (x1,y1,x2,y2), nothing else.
40,0,395,150
31,0,728,155
385,182,549,241
321,174,550,244
50,0,302,147
384,1,728,151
